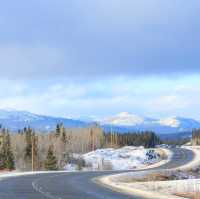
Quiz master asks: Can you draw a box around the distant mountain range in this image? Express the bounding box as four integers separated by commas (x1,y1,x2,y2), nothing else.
101,112,200,134
0,109,199,134
0,109,89,132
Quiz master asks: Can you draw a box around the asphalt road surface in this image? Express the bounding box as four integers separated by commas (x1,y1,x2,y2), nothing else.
0,148,194,199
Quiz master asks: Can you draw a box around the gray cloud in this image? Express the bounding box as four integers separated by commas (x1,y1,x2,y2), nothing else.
0,0,200,79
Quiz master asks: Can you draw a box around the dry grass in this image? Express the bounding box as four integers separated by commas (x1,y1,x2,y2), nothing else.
175,192,200,199
145,172,175,181
123,172,176,183
146,173,168,181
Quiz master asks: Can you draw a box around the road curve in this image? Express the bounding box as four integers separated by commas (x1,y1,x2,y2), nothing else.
0,148,194,199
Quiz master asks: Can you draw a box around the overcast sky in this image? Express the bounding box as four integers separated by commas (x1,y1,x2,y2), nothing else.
0,0,200,119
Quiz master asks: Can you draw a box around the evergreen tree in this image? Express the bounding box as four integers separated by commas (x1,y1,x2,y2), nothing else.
104,131,161,148
1,130,15,170
55,124,61,137
61,130,66,143
55,124,60,137
0,153,4,170
24,127,32,160
44,146,58,170
24,128,38,170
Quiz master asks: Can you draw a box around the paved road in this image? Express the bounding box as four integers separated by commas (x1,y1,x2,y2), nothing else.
0,148,194,199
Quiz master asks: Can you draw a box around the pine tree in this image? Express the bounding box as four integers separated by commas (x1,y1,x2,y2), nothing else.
24,128,38,170
61,130,66,143
44,146,58,170
1,130,15,170
55,124,61,137
24,127,32,160
0,153,4,170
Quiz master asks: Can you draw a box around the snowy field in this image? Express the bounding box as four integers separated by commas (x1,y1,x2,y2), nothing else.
65,146,165,171
83,146,160,170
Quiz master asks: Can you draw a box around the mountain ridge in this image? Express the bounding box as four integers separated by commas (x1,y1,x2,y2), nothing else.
101,112,200,134
0,109,89,132
0,109,199,134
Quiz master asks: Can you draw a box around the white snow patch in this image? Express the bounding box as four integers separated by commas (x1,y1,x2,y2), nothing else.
82,146,160,170
108,178,200,199
0,170,75,181
101,112,144,126
63,164,77,171
178,145,200,170
156,117,180,128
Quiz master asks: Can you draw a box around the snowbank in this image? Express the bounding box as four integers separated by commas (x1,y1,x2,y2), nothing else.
178,146,200,170
100,176,200,199
129,178,200,198
98,147,200,199
0,170,75,179
63,164,77,171
82,146,163,171
99,174,185,199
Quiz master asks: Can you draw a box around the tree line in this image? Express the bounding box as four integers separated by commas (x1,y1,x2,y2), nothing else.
0,127,58,171
104,131,162,148
0,124,103,171
191,129,200,145
0,128,14,170
0,125,162,171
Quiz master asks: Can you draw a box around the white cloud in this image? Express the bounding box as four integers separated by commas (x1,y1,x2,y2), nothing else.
149,95,188,111
0,76,199,119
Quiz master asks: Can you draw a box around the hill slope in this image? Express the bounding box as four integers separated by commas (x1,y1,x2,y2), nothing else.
0,109,89,132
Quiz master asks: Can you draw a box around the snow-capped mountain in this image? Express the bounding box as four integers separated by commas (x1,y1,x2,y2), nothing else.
0,109,90,132
0,109,199,134
101,112,144,126
101,112,200,134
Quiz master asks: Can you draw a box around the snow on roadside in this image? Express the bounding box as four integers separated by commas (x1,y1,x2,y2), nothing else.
63,164,77,171
0,170,74,181
104,177,200,199
99,146,200,199
178,146,200,170
99,174,184,199
81,146,161,170
129,179,200,198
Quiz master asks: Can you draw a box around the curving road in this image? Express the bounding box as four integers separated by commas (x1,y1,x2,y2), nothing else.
0,148,194,199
